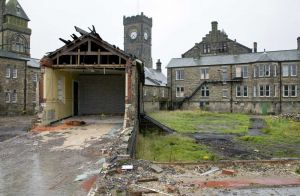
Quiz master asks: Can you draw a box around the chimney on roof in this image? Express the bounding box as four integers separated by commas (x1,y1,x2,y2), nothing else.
253,42,257,53
156,59,162,72
212,21,218,32
297,37,300,50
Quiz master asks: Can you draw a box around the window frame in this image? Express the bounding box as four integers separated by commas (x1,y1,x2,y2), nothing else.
200,67,209,80
283,85,289,97
175,69,184,80
176,86,184,98
241,66,248,78
201,85,209,97
291,85,297,97
236,85,241,97
5,91,11,103
11,90,17,103
6,67,11,78
12,69,18,79
291,64,297,77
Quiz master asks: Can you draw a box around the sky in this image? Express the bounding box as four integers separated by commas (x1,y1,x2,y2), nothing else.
19,0,300,74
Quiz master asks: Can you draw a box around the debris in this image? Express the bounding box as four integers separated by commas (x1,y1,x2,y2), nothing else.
132,184,173,196
65,120,86,126
96,158,106,166
150,164,163,173
200,167,220,176
222,169,237,175
101,148,108,155
121,165,133,170
137,177,159,183
74,169,101,182
165,184,178,193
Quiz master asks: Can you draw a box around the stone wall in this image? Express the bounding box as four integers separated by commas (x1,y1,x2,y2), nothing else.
143,85,169,113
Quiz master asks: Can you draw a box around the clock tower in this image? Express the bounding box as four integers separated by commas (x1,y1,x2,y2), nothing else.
123,12,153,68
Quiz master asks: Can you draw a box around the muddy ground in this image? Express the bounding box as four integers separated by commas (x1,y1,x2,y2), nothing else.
0,116,123,196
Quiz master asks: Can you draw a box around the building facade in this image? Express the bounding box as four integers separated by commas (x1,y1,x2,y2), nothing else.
182,21,252,58
167,39,300,114
0,0,39,115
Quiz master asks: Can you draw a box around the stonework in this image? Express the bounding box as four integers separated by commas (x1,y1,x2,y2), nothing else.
0,0,39,115
182,21,252,58
143,85,169,112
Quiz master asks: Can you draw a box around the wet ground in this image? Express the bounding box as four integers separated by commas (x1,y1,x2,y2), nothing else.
0,115,123,196
192,116,269,160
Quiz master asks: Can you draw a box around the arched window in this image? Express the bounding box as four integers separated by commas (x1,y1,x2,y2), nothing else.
11,35,26,53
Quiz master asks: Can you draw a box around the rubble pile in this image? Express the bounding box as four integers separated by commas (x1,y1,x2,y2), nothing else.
275,113,300,122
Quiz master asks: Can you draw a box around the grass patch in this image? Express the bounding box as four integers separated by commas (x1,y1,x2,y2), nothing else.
136,131,216,162
149,110,249,134
296,166,300,174
238,116,300,157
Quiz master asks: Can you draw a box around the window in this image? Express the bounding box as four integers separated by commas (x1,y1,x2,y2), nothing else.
235,66,241,78
283,85,289,97
236,86,241,97
242,66,248,78
259,64,270,77
57,77,65,102
16,4,21,15
221,66,228,81
203,44,210,54
284,85,298,97
12,69,17,78
282,65,289,77
12,35,26,53
236,85,248,97
201,85,209,97
253,86,257,97
33,73,38,83
176,70,184,80
243,86,248,97
253,66,257,78
200,68,209,79
162,89,165,98
32,94,36,103
265,85,270,97
291,64,297,76
176,86,184,97
259,85,264,97
5,91,11,103
11,90,17,103
291,85,297,97
143,89,147,96
282,64,297,77
274,84,278,97
6,67,11,78
274,65,277,77
153,89,157,97
222,89,228,98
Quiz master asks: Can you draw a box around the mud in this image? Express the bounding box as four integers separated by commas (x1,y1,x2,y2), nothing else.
248,116,266,136
0,116,123,196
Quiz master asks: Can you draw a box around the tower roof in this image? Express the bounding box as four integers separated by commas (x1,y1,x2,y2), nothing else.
4,0,30,21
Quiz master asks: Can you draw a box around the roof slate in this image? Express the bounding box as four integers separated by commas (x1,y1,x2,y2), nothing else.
0,50,27,61
27,58,40,68
144,67,167,86
4,0,30,21
167,50,300,68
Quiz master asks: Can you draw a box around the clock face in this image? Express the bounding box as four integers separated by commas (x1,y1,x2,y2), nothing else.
144,32,148,40
130,31,137,40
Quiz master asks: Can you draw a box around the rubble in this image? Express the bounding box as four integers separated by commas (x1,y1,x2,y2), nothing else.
150,164,163,173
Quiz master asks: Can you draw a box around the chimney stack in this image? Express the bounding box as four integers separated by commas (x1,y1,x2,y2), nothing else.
297,37,300,50
156,59,162,72
253,42,257,53
212,21,218,32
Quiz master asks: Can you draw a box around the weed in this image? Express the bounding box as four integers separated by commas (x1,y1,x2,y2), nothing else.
296,166,300,174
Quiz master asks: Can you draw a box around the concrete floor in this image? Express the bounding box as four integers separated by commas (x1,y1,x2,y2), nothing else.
0,115,123,196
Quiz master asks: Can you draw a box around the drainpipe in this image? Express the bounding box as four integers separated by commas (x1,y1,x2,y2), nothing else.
279,62,282,114
23,61,27,113
170,68,173,110
230,65,233,113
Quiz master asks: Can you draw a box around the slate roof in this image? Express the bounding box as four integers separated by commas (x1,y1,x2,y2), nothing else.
0,50,27,61
4,0,30,21
167,50,300,68
144,67,167,86
27,58,40,68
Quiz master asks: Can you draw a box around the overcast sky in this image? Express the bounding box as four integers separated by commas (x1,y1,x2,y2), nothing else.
19,0,300,74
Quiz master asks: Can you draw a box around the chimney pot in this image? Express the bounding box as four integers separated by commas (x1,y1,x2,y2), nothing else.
253,42,257,53
297,37,300,50
156,59,162,72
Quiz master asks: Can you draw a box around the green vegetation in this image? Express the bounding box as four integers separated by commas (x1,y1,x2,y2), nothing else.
136,131,216,162
149,110,250,134
239,116,300,157
296,166,300,174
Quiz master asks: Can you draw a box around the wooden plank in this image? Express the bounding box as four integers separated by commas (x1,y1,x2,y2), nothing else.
52,64,126,69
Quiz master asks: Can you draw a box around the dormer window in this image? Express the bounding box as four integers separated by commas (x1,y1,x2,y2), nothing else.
16,4,21,15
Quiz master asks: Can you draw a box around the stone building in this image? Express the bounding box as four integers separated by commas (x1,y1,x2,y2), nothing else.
123,13,169,113
182,21,252,58
0,0,40,115
167,37,300,114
